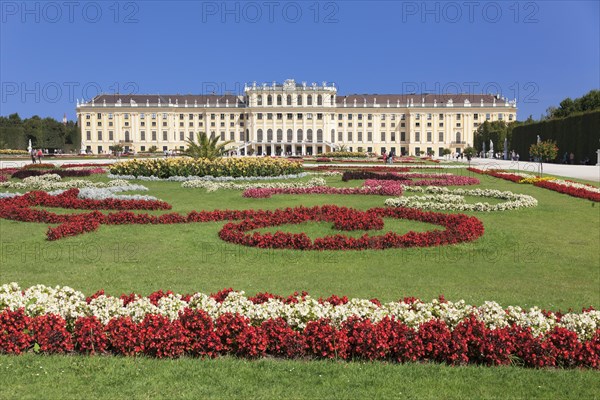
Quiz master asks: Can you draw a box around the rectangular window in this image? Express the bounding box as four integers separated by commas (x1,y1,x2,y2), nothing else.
338,123,343,128
415,132,421,142
220,114,225,119
230,132,235,141
97,131,102,140
162,122,167,127
338,132,343,141
348,122,353,127
109,113,114,119
141,122,145,127
347,132,353,141
358,114,363,120
427,132,432,142
427,122,431,127
162,131,167,141
427,114,432,120
257,113,263,120
486,113,491,120
152,113,156,119
367,132,373,141
415,114,420,120
152,131,157,141
400,122,405,127
163,113,167,119
97,121,102,127
230,114,234,119
180,132,184,141
509,114,513,121
438,113,443,119
139,131,144,141
220,132,225,141
358,132,363,141
97,113,102,119
368,114,372,120
348,114,353,119
456,123,461,127
277,113,282,120
498,113,504,120
189,122,194,127
415,122,420,127
380,132,386,141
179,114,184,120
180,122,184,127
317,113,323,120
473,113,479,120
439,122,444,127
86,131,91,140
391,132,396,141
189,114,194,119
109,131,114,141
456,114,461,120
287,113,293,120
297,113,303,119
400,132,406,141
438,132,444,142
267,113,273,120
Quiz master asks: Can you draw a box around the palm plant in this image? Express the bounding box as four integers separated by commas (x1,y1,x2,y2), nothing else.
183,132,234,160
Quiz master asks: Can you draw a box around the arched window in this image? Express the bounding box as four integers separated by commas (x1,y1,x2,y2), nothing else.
297,129,303,141
277,95,282,106
297,95,303,105
317,129,323,143
330,129,335,143
124,131,130,142
317,95,323,106
455,132,461,143
267,95,272,106
257,95,263,106
257,129,263,142
276,129,283,142
286,95,292,106
267,129,273,142
307,95,313,106
287,129,293,142
307,129,313,142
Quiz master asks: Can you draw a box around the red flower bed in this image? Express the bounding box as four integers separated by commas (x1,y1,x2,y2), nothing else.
1,191,484,247
467,167,523,183
534,180,600,202
341,171,411,182
1,307,598,368
61,163,113,169
344,171,479,186
218,205,484,250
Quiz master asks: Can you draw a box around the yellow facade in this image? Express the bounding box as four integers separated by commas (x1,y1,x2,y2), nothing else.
77,79,517,156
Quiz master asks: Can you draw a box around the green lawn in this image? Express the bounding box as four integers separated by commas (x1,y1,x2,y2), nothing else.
1,168,599,398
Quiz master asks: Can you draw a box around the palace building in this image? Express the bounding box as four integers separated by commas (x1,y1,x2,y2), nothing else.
76,79,517,156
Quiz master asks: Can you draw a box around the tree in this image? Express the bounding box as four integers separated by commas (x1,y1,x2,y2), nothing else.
529,140,558,176
442,148,452,159
463,146,476,167
474,121,512,153
109,143,124,156
184,131,233,160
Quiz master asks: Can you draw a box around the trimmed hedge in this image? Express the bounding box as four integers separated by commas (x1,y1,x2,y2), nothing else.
511,111,600,164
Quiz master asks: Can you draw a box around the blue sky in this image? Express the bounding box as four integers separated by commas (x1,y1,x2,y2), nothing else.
1,0,598,121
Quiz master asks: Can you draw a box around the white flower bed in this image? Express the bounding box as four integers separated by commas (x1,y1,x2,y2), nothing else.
77,185,159,201
107,172,311,182
181,177,326,191
1,283,597,339
0,174,132,191
385,186,538,211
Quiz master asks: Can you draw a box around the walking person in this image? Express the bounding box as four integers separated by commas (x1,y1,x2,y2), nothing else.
36,149,43,163
569,152,575,164
30,149,37,164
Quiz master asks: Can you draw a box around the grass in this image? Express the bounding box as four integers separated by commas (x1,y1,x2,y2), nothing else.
1,167,599,398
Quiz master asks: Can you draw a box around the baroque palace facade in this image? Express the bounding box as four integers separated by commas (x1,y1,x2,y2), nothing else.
76,79,517,157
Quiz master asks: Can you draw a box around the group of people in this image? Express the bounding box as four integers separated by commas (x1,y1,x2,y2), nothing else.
29,149,44,164
382,150,395,164
561,152,576,164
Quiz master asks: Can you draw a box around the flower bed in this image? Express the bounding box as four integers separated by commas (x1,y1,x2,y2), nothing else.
108,172,311,182
0,174,131,191
468,168,600,202
534,179,600,202
11,169,98,180
343,171,480,186
1,283,598,368
243,180,404,198
385,187,538,212
109,157,303,178
60,163,113,169
0,191,484,246
219,205,483,250
182,178,326,191
22,163,57,170
0,149,28,155
320,151,369,158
